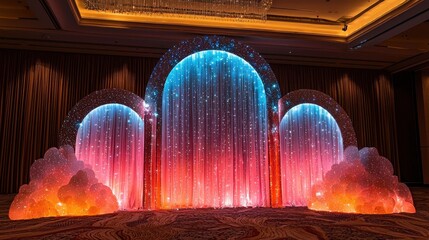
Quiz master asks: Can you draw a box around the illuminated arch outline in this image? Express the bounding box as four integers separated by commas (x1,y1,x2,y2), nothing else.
278,89,357,207
59,88,146,147
144,36,282,209
278,89,357,148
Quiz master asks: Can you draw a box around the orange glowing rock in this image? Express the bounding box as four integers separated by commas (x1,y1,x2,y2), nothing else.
308,146,415,214
9,146,118,220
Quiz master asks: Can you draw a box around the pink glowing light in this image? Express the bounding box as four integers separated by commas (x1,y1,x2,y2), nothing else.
308,146,415,214
75,104,144,209
9,146,118,220
280,103,344,206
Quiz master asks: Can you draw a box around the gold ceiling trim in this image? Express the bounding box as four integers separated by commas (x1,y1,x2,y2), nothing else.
73,0,409,38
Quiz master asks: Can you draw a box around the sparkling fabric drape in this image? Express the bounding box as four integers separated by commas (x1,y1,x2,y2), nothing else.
161,50,269,208
75,104,144,209
280,104,343,206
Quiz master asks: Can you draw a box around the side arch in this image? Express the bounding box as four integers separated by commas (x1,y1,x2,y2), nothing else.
278,89,357,207
59,89,146,209
278,89,357,148
59,88,146,147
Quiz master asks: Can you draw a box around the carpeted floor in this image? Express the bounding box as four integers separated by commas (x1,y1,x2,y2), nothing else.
1,187,428,240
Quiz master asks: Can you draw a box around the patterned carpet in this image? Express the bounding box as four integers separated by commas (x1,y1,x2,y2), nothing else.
1,187,428,240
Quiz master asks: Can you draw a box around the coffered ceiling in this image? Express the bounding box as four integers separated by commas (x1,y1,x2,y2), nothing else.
1,0,429,72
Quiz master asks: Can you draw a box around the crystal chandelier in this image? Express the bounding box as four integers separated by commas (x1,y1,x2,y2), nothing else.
83,0,273,20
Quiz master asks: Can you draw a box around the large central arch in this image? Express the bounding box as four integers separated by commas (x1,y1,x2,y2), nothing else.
144,36,282,209
161,50,269,208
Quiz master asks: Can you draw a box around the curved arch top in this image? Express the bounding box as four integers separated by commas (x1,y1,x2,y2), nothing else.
278,89,357,147
59,88,146,147
163,49,266,95
145,35,281,113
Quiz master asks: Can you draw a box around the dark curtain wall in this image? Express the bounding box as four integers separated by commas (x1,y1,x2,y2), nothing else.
0,49,158,193
0,49,406,193
392,71,422,184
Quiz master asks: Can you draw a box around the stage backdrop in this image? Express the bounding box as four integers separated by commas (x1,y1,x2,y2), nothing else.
0,48,419,194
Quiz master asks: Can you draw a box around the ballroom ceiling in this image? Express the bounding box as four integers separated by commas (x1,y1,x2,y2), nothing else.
0,0,429,71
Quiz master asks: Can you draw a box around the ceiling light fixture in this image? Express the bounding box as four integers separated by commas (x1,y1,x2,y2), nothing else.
82,0,273,20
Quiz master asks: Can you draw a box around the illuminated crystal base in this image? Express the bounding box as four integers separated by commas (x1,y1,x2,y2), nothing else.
308,146,415,214
9,146,118,220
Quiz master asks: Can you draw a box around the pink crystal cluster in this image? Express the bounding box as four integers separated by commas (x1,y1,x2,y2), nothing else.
308,146,415,214
9,145,118,220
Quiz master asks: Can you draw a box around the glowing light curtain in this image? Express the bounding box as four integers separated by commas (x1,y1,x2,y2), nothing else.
75,104,144,209
280,103,343,206
161,50,269,208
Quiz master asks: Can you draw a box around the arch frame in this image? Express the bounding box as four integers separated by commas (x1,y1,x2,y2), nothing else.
278,89,357,148
144,35,282,208
59,88,146,147
59,88,146,209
